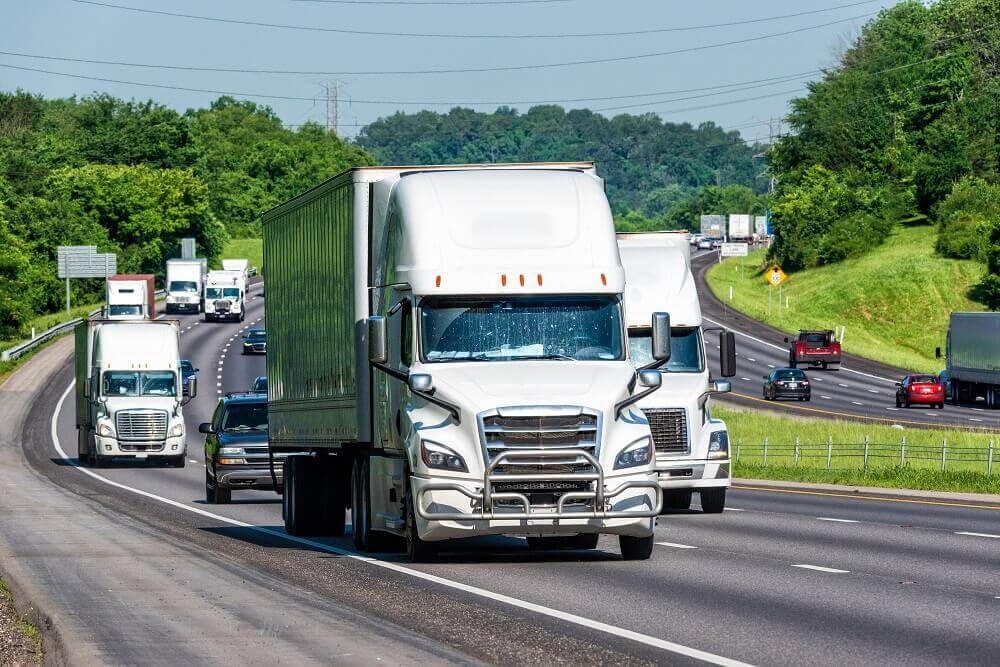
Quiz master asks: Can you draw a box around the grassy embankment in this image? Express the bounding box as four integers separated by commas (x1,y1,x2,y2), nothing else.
220,238,264,276
716,406,1000,494
705,224,985,372
0,299,106,384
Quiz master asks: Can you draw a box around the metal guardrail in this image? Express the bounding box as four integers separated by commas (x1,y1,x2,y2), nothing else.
1,289,167,362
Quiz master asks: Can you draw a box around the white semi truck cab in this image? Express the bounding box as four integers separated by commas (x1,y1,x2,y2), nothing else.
75,319,194,467
617,232,736,513
264,163,666,561
204,270,246,322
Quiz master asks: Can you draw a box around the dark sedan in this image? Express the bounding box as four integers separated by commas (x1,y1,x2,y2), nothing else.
242,328,266,355
763,368,811,401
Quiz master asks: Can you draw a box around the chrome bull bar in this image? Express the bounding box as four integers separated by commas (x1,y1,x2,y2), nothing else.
415,448,662,521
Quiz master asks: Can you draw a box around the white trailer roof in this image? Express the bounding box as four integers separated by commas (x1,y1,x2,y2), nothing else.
93,322,179,370
617,233,702,329
390,169,623,295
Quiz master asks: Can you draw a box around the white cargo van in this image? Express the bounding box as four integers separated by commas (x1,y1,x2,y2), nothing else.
264,163,666,561
617,233,736,512
165,258,207,314
204,270,245,322
75,319,194,467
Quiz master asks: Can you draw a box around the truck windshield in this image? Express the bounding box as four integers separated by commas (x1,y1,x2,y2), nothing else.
420,295,624,362
221,403,268,432
102,371,176,397
223,288,240,298
206,288,223,300
169,281,198,293
108,305,142,316
628,327,703,372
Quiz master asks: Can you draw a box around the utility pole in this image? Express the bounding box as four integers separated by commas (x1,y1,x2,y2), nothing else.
325,80,343,135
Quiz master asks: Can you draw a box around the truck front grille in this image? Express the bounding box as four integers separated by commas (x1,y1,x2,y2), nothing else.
116,410,168,441
642,408,689,455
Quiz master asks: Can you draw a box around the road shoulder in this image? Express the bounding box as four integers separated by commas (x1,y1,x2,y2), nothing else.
733,477,1000,506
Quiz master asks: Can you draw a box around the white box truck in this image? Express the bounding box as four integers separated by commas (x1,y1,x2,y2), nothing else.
75,319,194,467
728,214,752,241
263,163,665,561
106,274,154,320
938,312,1000,408
222,259,250,280
165,258,207,314
617,233,736,512
204,270,246,322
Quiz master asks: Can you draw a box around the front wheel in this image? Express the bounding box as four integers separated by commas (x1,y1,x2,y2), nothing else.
206,470,231,504
167,454,186,468
619,535,654,561
700,488,726,513
405,482,438,562
662,490,692,512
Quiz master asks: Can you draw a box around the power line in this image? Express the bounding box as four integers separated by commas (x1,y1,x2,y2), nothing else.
72,0,877,41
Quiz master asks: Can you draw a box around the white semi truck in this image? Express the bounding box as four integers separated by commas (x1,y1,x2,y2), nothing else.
165,258,207,314
75,319,194,467
106,274,154,320
263,163,666,561
617,233,736,513
204,270,246,322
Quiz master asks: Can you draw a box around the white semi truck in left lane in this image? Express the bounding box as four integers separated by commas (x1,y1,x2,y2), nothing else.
264,163,665,561
75,319,195,467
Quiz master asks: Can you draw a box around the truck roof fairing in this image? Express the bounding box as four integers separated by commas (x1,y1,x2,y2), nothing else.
389,170,624,295
618,241,701,329
92,321,180,371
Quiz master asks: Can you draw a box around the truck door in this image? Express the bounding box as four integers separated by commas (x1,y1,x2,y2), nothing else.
385,291,413,453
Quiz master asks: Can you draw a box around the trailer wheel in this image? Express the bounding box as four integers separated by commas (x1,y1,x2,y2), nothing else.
77,429,89,464
619,534,654,560
284,456,322,536
404,481,438,562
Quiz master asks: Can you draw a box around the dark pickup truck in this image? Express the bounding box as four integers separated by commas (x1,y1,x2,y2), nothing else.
786,330,841,370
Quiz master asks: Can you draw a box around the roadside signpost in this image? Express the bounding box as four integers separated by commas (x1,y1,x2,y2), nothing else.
181,237,196,259
765,264,787,316
720,243,749,257
57,245,117,313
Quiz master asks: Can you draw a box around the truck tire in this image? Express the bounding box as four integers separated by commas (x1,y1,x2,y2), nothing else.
619,535,654,561
77,429,89,463
321,457,349,537
789,358,797,368
167,454,186,468
404,480,438,562
700,488,726,513
206,470,231,504
351,457,398,552
662,490,692,512
284,456,323,536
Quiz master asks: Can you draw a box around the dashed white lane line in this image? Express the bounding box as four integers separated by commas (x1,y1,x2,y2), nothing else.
217,375,223,380
791,564,849,574
955,531,1000,539
812,377,823,382
746,358,756,363
838,383,849,388
767,364,775,369
851,401,864,406
816,517,859,524
820,395,832,400
49,383,748,667
188,458,199,464
867,389,879,394
723,507,745,512
886,407,899,411
969,418,984,423
740,377,752,382
216,382,222,387
656,542,698,549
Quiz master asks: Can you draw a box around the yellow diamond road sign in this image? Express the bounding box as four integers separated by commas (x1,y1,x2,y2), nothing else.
766,265,787,287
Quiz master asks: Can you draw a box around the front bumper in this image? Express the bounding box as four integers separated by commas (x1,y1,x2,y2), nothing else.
214,463,282,490
166,300,199,313
655,459,731,489
95,434,185,458
413,449,660,541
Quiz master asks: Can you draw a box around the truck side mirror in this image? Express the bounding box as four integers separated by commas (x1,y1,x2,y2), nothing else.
935,346,941,359
651,312,671,361
368,316,388,364
198,422,213,434
712,380,731,394
187,376,197,399
637,370,661,388
409,373,433,393
720,331,736,377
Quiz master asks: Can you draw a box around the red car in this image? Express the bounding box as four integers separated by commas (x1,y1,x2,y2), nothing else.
786,330,842,370
895,374,945,409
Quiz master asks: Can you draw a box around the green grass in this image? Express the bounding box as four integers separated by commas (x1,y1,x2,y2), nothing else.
705,225,986,372
0,578,41,661
715,406,1000,494
221,238,263,276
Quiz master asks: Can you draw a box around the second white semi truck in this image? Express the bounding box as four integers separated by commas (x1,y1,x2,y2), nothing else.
264,163,667,561
75,319,194,467
204,270,246,322
617,232,736,512
165,258,207,314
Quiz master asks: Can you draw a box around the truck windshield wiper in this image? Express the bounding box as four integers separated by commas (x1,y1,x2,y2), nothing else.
506,353,575,361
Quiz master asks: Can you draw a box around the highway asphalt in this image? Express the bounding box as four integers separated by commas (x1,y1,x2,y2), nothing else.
691,249,1000,431
13,283,998,664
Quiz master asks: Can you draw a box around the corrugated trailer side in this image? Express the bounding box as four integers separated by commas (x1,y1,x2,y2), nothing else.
949,312,1000,385
263,172,362,449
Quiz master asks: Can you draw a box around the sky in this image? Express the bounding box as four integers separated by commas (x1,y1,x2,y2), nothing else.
2,0,901,140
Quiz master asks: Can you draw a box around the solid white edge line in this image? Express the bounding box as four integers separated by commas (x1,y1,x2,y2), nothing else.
791,564,849,574
655,542,698,549
701,315,895,384
50,381,750,667
955,531,1000,539
816,517,859,524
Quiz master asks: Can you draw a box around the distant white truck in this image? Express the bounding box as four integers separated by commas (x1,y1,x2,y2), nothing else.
204,270,246,322
165,258,207,314
938,312,1000,408
728,214,752,241
222,259,250,280
106,274,154,320
264,163,665,561
617,232,736,512
75,319,194,467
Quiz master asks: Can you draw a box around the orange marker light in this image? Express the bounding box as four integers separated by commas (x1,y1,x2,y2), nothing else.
537,274,543,286
501,274,507,286
600,273,607,286
435,275,441,288
519,274,525,287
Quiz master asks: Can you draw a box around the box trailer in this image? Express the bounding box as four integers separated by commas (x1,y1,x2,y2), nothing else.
940,312,1000,408
106,274,154,319
263,163,665,561
165,258,207,314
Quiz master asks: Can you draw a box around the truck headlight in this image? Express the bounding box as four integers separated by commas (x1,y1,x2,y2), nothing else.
615,437,652,470
170,423,185,437
98,422,115,437
420,440,467,472
220,446,245,455
708,431,729,460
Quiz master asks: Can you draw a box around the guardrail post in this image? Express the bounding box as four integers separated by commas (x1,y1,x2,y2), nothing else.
941,438,947,472
900,435,906,467
763,437,768,468
826,436,832,470
794,437,800,466
989,440,994,476
863,435,870,471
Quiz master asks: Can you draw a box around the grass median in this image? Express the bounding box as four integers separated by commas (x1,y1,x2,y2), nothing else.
716,406,1000,495
705,225,985,372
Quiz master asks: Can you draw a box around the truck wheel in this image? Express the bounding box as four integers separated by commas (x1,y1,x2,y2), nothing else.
789,359,797,368
321,457,349,537
206,470,231,504
77,429,89,464
662,490,692,512
572,533,600,550
351,457,398,551
167,455,186,468
700,488,726,513
895,396,902,408
619,535,654,561
404,481,438,562
284,457,322,536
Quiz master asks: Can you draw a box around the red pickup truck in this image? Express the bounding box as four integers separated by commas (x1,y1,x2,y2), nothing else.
786,330,841,370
